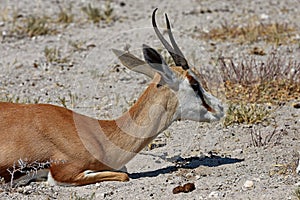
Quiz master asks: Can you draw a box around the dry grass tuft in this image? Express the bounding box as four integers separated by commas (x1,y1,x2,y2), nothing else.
200,20,298,45
0,94,41,104
12,15,56,38
56,5,74,24
44,46,70,64
81,1,115,24
269,151,299,176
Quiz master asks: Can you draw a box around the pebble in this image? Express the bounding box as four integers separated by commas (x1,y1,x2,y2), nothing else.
234,148,243,154
95,182,101,187
22,185,33,194
260,13,269,19
243,180,254,190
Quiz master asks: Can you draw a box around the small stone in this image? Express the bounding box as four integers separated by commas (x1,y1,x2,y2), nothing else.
234,149,243,154
16,187,24,193
243,180,254,189
95,182,101,187
99,193,105,198
23,185,33,194
260,13,269,19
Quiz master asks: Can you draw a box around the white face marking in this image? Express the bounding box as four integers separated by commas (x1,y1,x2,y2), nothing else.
173,76,224,122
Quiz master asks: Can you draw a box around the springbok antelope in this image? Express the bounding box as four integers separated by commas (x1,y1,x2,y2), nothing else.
0,9,224,186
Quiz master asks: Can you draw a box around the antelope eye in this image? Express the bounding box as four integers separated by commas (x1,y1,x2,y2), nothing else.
190,80,200,92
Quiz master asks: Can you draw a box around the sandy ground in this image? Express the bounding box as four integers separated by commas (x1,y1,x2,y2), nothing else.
0,0,299,199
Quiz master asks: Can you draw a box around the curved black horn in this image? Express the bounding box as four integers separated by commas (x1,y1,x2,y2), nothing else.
152,8,189,70
165,13,189,70
152,9,177,63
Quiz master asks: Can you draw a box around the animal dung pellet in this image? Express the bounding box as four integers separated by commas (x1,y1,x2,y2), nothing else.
183,183,196,192
172,182,196,194
293,103,300,109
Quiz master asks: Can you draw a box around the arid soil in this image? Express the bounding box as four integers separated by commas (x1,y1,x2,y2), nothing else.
0,0,299,199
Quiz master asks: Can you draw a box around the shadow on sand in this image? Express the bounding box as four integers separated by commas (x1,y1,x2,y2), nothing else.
129,155,244,179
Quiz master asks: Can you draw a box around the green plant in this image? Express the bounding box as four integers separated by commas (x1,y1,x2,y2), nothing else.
224,102,272,127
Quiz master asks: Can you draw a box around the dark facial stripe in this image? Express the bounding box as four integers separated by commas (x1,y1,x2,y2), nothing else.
187,75,215,113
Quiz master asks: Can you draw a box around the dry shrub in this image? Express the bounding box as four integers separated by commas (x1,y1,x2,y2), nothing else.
249,121,285,147
197,52,300,126
218,53,300,104
7,159,51,187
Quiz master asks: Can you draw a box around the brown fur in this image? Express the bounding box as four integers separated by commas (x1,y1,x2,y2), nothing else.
0,75,179,185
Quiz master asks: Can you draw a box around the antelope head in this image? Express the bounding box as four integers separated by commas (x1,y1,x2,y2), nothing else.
113,8,224,123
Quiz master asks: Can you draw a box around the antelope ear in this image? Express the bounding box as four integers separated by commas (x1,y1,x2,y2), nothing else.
142,44,179,90
112,49,156,78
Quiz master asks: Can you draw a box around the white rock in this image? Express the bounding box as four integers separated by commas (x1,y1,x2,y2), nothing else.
260,13,269,19
243,180,254,189
95,182,101,187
